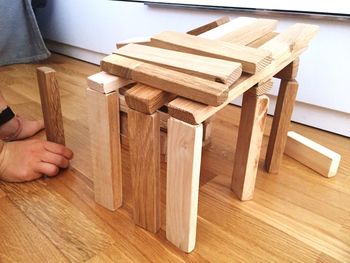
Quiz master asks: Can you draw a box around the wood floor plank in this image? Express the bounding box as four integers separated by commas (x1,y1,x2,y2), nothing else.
0,181,115,263
0,196,69,263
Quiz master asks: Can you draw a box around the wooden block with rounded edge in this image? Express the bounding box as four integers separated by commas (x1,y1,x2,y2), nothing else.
150,31,272,74
101,54,229,106
285,131,341,178
115,44,242,85
37,67,65,145
125,84,176,114
87,71,134,94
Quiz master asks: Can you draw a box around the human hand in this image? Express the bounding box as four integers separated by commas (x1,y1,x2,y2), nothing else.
0,139,73,182
0,116,44,141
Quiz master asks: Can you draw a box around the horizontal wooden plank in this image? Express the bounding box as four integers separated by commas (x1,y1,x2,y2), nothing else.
115,44,242,85
150,31,272,74
116,37,150,49
187,16,230,36
87,71,135,94
200,18,278,45
284,131,341,178
101,54,229,106
125,83,176,114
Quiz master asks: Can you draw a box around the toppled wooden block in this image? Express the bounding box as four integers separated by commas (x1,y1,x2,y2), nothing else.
284,131,341,178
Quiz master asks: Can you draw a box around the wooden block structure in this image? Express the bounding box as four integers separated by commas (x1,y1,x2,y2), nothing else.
86,16,319,253
285,131,341,177
37,67,65,145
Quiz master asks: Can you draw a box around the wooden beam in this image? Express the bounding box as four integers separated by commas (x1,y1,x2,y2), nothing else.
274,58,300,80
151,31,272,74
36,67,65,145
265,80,299,173
187,16,230,36
247,79,273,96
116,36,151,49
166,117,203,253
115,44,242,85
231,93,269,201
125,84,176,114
101,54,229,106
285,131,341,178
86,88,122,210
201,18,278,45
87,71,135,94
128,109,160,233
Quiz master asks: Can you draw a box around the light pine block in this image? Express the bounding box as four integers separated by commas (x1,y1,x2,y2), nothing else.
128,109,160,233
187,16,230,36
166,117,203,253
265,80,299,173
36,67,65,145
86,88,122,211
285,131,341,177
87,71,134,94
274,58,300,80
231,93,269,201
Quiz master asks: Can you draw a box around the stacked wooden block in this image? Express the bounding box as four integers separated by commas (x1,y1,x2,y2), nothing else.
86,17,319,253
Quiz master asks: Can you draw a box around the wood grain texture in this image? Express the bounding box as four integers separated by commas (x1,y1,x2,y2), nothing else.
0,181,114,263
0,188,5,199
87,71,134,94
128,109,160,233
187,16,230,36
115,44,242,85
201,18,278,45
231,93,269,200
285,131,341,177
1,54,350,262
101,54,229,106
247,79,273,96
265,80,299,173
274,57,300,80
166,118,203,253
37,66,65,145
151,31,272,74
125,83,176,114
0,197,68,263
86,88,122,210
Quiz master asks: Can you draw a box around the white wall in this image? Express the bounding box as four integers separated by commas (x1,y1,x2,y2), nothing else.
36,0,350,136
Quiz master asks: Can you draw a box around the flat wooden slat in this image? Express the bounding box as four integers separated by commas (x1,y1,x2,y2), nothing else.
87,71,135,94
265,80,299,173
37,67,65,145
86,88,122,210
247,79,273,96
285,131,341,178
201,18,278,45
166,117,203,253
116,37,151,49
128,109,160,233
151,31,272,74
125,83,176,114
187,16,230,36
101,54,229,106
115,44,242,85
231,93,269,200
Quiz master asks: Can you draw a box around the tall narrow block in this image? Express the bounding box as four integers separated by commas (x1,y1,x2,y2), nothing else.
86,88,122,211
128,109,160,233
166,117,203,253
37,67,65,145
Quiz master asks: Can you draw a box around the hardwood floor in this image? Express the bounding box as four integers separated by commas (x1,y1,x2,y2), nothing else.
0,54,349,262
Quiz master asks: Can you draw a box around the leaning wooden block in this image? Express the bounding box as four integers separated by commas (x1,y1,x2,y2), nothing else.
150,31,272,74
284,131,341,178
87,71,134,94
101,54,229,106
37,67,65,145
115,44,242,85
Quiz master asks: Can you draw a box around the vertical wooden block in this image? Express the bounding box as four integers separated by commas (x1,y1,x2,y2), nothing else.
265,80,299,173
128,109,160,233
166,117,203,253
37,67,65,145
86,88,122,211
232,93,269,201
